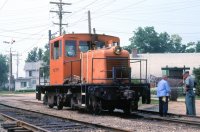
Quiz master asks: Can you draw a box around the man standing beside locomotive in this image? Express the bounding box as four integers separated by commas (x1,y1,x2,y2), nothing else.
183,71,196,115
157,75,171,117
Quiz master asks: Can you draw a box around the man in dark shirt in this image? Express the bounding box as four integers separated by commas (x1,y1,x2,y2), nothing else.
183,71,196,115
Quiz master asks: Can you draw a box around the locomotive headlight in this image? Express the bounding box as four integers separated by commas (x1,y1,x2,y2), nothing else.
114,46,122,55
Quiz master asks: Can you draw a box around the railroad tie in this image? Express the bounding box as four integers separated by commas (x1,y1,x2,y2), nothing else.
1,122,18,129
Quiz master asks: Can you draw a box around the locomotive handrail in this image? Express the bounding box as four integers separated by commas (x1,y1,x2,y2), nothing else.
38,66,50,86
92,58,148,83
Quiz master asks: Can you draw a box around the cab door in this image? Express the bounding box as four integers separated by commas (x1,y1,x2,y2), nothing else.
50,39,63,85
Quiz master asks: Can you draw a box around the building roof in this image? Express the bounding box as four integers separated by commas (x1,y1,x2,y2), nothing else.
130,53,200,77
15,77,31,82
24,61,43,71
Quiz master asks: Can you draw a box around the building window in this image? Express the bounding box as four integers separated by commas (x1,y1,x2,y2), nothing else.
21,82,27,88
29,71,32,77
32,80,36,84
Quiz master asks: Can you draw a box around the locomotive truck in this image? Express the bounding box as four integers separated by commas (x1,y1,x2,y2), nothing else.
36,33,150,114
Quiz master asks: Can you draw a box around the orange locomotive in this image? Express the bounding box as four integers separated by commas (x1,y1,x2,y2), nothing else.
36,33,150,114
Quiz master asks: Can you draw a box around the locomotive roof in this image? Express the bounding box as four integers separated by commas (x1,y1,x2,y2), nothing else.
51,33,119,40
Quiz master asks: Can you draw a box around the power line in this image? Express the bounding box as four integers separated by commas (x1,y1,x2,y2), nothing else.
67,0,99,18
0,0,8,11
67,0,148,27
93,0,148,18
0,24,48,32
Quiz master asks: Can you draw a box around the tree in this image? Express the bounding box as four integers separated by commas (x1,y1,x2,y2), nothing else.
123,45,132,53
0,54,8,88
42,44,50,78
129,26,161,53
42,44,50,65
158,32,171,52
193,67,200,96
196,41,200,52
26,47,43,62
185,42,195,53
127,26,187,53
169,34,185,53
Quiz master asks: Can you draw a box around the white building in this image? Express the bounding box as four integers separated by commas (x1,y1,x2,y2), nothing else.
131,53,200,79
15,61,43,91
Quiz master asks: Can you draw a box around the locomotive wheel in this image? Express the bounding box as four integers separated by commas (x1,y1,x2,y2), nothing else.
89,96,102,115
57,96,63,110
48,104,54,108
133,101,138,111
70,98,75,110
43,93,48,105
123,101,133,115
108,107,115,113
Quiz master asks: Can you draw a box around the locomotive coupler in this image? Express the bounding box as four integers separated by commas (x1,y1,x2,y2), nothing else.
122,90,135,100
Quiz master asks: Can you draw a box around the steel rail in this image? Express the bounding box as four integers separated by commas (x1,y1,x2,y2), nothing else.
137,109,200,119
0,112,49,132
0,103,131,132
135,110,200,127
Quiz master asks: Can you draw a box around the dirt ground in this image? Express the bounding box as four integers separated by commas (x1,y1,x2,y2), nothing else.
0,93,199,116
140,98,200,116
0,93,200,132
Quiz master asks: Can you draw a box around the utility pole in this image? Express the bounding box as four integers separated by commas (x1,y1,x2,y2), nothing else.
9,47,12,91
16,52,19,79
49,30,51,42
3,40,15,91
13,52,21,79
50,0,72,36
88,10,92,34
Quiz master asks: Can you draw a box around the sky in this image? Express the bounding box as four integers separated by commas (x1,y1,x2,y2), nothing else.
0,0,200,77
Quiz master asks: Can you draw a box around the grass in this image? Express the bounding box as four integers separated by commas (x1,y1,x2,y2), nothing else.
178,96,200,100
138,98,158,106
0,90,35,95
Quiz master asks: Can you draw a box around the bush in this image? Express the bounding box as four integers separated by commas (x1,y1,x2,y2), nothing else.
193,68,200,96
15,89,35,93
0,87,8,91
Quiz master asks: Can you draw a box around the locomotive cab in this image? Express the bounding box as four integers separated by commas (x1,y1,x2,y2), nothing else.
50,34,121,85
36,33,150,114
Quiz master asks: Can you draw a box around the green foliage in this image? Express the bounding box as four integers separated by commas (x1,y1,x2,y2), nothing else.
15,89,35,93
0,54,8,87
123,45,132,53
196,41,200,52
193,67,200,96
0,90,35,94
169,34,185,53
42,44,50,65
25,44,50,78
42,44,50,78
128,26,188,53
26,47,44,62
129,26,160,53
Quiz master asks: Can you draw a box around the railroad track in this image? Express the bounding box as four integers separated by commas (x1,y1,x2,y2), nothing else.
0,104,130,132
1,101,200,131
134,109,200,127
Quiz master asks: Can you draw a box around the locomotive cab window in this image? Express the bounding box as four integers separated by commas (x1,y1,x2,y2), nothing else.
52,41,60,60
95,41,105,49
79,41,89,52
65,40,76,57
